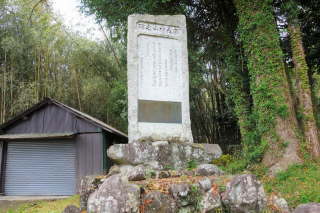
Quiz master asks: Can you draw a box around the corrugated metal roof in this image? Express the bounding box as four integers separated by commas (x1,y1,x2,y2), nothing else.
0,132,75,140
0,97,128,138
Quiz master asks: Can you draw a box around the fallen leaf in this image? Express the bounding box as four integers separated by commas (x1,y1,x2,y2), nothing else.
213,183,218,190
144,199,153,205
212,187,216,196
212,183,218,196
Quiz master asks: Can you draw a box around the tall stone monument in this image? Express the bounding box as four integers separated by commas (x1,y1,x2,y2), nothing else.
127,15,193,143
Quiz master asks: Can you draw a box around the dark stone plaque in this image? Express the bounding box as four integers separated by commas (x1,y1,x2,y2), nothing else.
138,100,182,123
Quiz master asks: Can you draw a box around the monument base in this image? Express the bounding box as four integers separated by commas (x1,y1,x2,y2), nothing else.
107,141,222,171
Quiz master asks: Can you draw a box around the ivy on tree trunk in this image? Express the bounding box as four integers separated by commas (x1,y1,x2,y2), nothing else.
288,21,320,157
235,0,302,173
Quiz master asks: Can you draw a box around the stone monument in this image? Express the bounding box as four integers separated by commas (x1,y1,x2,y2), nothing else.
127,14,193,143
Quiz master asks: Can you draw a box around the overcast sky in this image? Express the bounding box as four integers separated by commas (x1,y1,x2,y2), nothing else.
51,0,103,40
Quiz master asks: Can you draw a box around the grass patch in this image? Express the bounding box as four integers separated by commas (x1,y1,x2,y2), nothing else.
261,162,320,209
7,195,79,213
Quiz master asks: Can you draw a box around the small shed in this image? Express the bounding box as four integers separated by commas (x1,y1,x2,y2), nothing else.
0,98,127,196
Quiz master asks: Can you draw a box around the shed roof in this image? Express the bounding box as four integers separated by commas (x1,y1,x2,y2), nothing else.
0,98,127,138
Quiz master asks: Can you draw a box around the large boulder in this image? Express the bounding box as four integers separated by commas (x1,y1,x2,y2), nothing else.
107,141,222,170
292,203,320,213
142,191,178,213
79,175,110,211
222,174,267,213
87,174,140,213
170,183,197,207
197,164,225,176
79,176,97,211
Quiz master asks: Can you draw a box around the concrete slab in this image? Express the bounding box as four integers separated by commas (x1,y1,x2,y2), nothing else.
0,195,70,201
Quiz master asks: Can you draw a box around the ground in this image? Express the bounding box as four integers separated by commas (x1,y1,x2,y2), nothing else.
0,196,78,213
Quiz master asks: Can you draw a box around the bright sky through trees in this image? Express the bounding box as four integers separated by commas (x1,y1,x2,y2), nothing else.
51,0,103,40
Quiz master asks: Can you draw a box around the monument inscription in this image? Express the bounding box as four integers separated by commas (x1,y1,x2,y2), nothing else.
138,35,181,102
128,15,193,143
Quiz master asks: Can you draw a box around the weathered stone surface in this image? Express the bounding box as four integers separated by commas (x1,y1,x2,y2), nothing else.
87,174,140,213
142,191,178,213
169,170,183,177
201,144,223,158
197,177,212,194
178,205,196,213
292,202,320,213
222,174,267,213
127,164,146,181
127,15,193,143
108,142,222,170
197,164,225,176
62,205,80,213
79,175,96,211
269,195,290,213
170,183,196,207
200,188,222,212
108,164,134,177
152,170,171,179
181,170,195,176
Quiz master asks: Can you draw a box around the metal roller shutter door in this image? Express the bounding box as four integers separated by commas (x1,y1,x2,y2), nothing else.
4,141,75,195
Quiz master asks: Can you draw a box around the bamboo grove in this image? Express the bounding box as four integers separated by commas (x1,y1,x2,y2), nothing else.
0,0,128,131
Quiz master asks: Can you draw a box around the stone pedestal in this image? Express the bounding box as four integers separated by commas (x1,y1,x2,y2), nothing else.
107,141,222,170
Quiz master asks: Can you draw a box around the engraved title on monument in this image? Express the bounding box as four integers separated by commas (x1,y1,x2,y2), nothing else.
127,15,193,143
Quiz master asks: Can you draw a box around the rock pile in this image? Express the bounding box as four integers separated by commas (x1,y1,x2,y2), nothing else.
81,170,272,213
75,141,313,213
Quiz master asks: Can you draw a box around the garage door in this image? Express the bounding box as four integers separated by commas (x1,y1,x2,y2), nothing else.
4,141,75,195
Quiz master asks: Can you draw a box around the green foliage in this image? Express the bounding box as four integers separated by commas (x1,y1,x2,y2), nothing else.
212,154,232,167
165,166,174,170
187,159,197,171
145,168,152,179
190,184,202,211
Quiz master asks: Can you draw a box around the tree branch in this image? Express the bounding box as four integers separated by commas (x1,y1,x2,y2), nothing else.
29,0,44,24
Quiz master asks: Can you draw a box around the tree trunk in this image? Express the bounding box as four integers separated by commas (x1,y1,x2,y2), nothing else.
2,47,7,122
37,39,41,102
74,69,82,111
235,0,302,174
10,52,13,116
288,22,320,157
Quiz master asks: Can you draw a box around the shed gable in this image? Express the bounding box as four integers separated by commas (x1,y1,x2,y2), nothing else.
4,104,99,134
